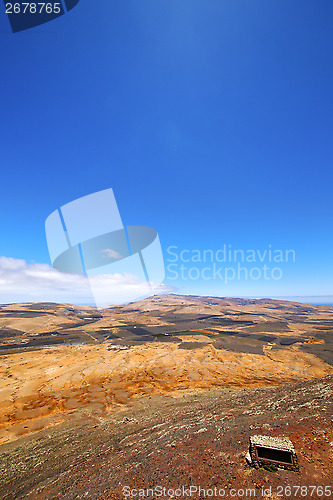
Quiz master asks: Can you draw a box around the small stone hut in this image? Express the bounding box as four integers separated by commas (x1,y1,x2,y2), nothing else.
246,435,299,471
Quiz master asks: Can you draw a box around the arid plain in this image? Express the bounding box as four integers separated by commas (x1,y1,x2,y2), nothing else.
1,294,333,444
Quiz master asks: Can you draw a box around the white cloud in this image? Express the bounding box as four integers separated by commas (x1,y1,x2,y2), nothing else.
0,256,26,270
100,248,123,260
0,257,173,307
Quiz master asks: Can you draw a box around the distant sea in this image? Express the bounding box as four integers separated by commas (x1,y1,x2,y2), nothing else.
271,296,333,307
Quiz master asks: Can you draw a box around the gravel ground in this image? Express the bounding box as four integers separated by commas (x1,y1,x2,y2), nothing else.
0,376,332,500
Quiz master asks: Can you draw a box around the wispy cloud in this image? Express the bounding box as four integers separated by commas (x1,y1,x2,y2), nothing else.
100,248,123,260
0,257,173,307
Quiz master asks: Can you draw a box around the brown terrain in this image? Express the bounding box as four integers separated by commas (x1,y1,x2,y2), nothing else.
0,294,332,499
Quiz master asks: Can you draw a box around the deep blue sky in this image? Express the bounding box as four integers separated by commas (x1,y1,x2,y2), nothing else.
0,0,333,302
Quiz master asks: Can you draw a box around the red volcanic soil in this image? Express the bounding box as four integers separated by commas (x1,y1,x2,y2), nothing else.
0,375,332,500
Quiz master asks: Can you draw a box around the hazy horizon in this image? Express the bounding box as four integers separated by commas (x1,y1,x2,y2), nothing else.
1,292,333,308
